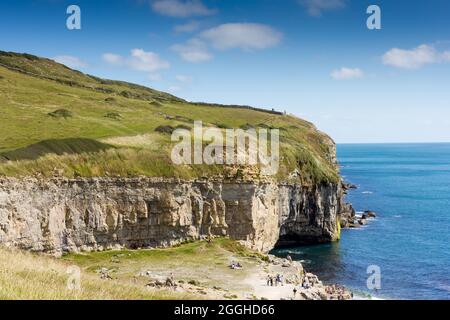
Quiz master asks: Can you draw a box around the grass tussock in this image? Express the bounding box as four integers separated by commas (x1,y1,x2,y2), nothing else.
48,109,73,119
104,112,122,120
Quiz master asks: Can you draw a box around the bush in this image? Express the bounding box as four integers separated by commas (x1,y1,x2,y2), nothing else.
175,124,191,131
240,123,254,130
150,101,163,107
48,109,72,119
104,112,122,120
155,125,175,134
214,122,231,129
175,115,193,123
120,91,132,98
188,280,200,286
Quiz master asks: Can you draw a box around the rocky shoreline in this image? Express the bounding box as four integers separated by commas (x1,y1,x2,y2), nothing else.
102,242,354,300
340,182,377,228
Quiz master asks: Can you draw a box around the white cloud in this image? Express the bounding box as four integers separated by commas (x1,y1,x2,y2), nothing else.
382,44,450,69
128,49,170,72
102,53,124,65
331,67,364,80
176,75,193,83
171,38,213,63
53,55,87,69
168,85,181,93
148,73,162,81
443,51,450,62
299,0,346,17
102,49,170,77
200,23,282,50
171,23,282,63
151,0,216,18
174,20,200,33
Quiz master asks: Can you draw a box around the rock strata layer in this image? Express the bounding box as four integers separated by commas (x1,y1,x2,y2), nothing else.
0,177,353,254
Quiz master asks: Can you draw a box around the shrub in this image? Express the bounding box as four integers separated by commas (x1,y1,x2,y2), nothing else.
48,109,72,119
214,122,231,129
150,101,163,107
120,91,132,98
188,280,200,286
104,112,122,120
175,115,193,123
155,125,175,134
175,124,191,131
240,123,254,130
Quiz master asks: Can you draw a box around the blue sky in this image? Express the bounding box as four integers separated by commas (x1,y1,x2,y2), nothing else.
1,0,450,143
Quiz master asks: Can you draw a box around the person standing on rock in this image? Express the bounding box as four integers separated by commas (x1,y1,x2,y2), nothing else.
166,272,175,288
276,274,283,286
287,255,292,264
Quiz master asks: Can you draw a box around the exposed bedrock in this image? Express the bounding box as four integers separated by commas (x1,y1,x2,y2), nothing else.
0,178,352,254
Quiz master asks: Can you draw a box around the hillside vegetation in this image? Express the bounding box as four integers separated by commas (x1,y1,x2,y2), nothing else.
1,239,257,300
0,51,339,183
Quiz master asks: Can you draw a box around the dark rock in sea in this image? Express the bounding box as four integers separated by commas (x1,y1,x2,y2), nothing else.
358,219,367,226
339,202,356,228
365,210,377,218
343,182,357,190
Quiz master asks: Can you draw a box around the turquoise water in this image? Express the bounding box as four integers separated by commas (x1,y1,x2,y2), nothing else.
273,143,450,300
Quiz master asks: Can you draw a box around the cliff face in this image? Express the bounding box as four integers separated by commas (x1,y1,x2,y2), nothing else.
0,177,348,254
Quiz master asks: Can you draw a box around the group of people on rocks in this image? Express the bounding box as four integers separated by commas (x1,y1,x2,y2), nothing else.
292,277,312,297
325,284,350,299
266,274,284,287
229,261,243,270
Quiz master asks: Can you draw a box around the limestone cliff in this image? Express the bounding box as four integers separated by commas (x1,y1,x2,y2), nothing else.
0,177,351,254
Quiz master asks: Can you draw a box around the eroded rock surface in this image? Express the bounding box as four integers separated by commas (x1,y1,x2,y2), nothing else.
0,177,350,254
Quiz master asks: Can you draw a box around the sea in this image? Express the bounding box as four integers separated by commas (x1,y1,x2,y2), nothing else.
272,143,450,300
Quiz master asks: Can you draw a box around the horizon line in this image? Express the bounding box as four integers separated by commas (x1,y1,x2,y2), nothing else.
336,141,450,145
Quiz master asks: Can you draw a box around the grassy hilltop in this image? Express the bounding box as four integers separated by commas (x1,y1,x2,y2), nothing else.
0,51,338,183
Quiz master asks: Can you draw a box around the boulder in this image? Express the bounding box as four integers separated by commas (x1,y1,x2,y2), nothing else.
365,210,377,218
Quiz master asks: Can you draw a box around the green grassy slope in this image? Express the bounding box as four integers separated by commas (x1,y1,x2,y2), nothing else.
0,51,339,183
0,138,113,161
0,238,267,300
